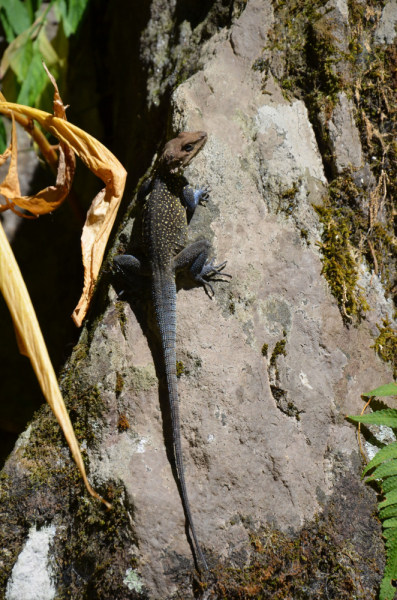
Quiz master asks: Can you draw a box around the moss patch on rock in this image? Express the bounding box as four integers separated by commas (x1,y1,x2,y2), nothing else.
372,318,397,379
0,343,142,600
197,473,383,599
261,0,397,326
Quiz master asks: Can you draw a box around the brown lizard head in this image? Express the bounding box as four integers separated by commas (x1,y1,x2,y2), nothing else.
160,131,207,174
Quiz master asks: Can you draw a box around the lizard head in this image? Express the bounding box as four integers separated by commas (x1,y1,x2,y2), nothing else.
160,131,207,174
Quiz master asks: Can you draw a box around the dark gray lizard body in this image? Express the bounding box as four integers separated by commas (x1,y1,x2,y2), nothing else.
113,131,230,571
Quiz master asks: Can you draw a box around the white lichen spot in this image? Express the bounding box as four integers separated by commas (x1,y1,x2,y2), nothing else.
136,438,148,453
207,434,215,442
299,371,313,390
6,524,56,600
365,425,397,462
123,568,143,593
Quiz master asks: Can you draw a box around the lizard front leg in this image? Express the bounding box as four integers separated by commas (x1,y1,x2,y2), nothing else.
182,184,210,211
173,240,231,296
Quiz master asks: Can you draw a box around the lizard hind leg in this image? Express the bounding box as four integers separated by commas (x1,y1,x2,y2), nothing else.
112,254,149,296
113,254,143,279
173,239,231,296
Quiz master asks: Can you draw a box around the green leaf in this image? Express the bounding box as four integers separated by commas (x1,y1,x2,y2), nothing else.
17,51,48,106
383,519,397,529
0,0,32,36
380,576,397,600
24,0,43,22
380,489,397,509
380,505,397,521
363,383,397,397
383,477,397,495
367,459,397,482
384,527,397,542
349,409,397,428
0,8,16,43
5,35,33,82
37,29,59,68
54,0,90,37
363,442,397,476
384,537,397,585
0,117,7,154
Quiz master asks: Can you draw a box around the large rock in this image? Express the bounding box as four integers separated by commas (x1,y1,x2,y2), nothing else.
1,0,393,598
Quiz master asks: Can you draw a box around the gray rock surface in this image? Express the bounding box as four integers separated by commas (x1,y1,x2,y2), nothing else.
375,0,397,45
5,525,56,600
328,91,363,173
85,0,390,596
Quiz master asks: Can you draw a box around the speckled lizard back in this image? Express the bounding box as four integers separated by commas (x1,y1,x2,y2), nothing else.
140,174,187,269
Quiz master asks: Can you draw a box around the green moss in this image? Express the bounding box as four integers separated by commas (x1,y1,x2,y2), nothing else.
115,372,124,398
372,319,397,380
0,357,139,599
269,339,287,367
261,343,268,357
300,228,310,244
263,0,397,327
176,361,185,378
200,515,375,599
314,200,369,322
115,301,127,338
229,291,236,315
276,180,301,216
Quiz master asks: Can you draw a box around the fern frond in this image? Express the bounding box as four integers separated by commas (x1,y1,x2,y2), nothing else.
382,518,397,529
380,577,397,600
363,383,397,397
380,505,397,521
349,409,397,428
383,527,397,542
383,477,397,494
362,442,397,476
380,489,397,509
349,393,397,598
367,459,397,481
381,537,397,600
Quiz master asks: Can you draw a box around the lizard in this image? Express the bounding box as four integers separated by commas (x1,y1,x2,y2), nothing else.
113,131,231,571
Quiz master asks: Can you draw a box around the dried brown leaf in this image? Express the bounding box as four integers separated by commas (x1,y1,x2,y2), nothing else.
0,220,111,508
0,113,21,199
0,71,76,217
0,102,127,326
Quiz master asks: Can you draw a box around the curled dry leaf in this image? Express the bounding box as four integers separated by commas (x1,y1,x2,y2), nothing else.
0,77,76,217
0,101,127,326
0,220,111,509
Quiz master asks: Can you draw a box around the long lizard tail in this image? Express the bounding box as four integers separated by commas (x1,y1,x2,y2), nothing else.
152,272,208,571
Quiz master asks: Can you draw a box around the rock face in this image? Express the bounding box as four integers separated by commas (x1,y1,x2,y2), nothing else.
1,0,395,598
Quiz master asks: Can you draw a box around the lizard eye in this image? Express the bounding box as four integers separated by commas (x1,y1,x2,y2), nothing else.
184,144,194,152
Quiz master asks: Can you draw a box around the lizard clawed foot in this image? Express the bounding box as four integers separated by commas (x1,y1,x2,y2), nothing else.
195,184,211,203
197,259,232,297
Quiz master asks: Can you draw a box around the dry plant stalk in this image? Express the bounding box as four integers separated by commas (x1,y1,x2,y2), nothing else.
0,221,111,508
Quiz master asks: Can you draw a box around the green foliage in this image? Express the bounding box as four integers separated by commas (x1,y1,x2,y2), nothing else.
314,201,369,321
349,409,397,429
0,117,7,154
54,0,90,37
0,0,89,111
349,385,397,599
373,320,397,380
364,383,397,397
0,0,32,42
